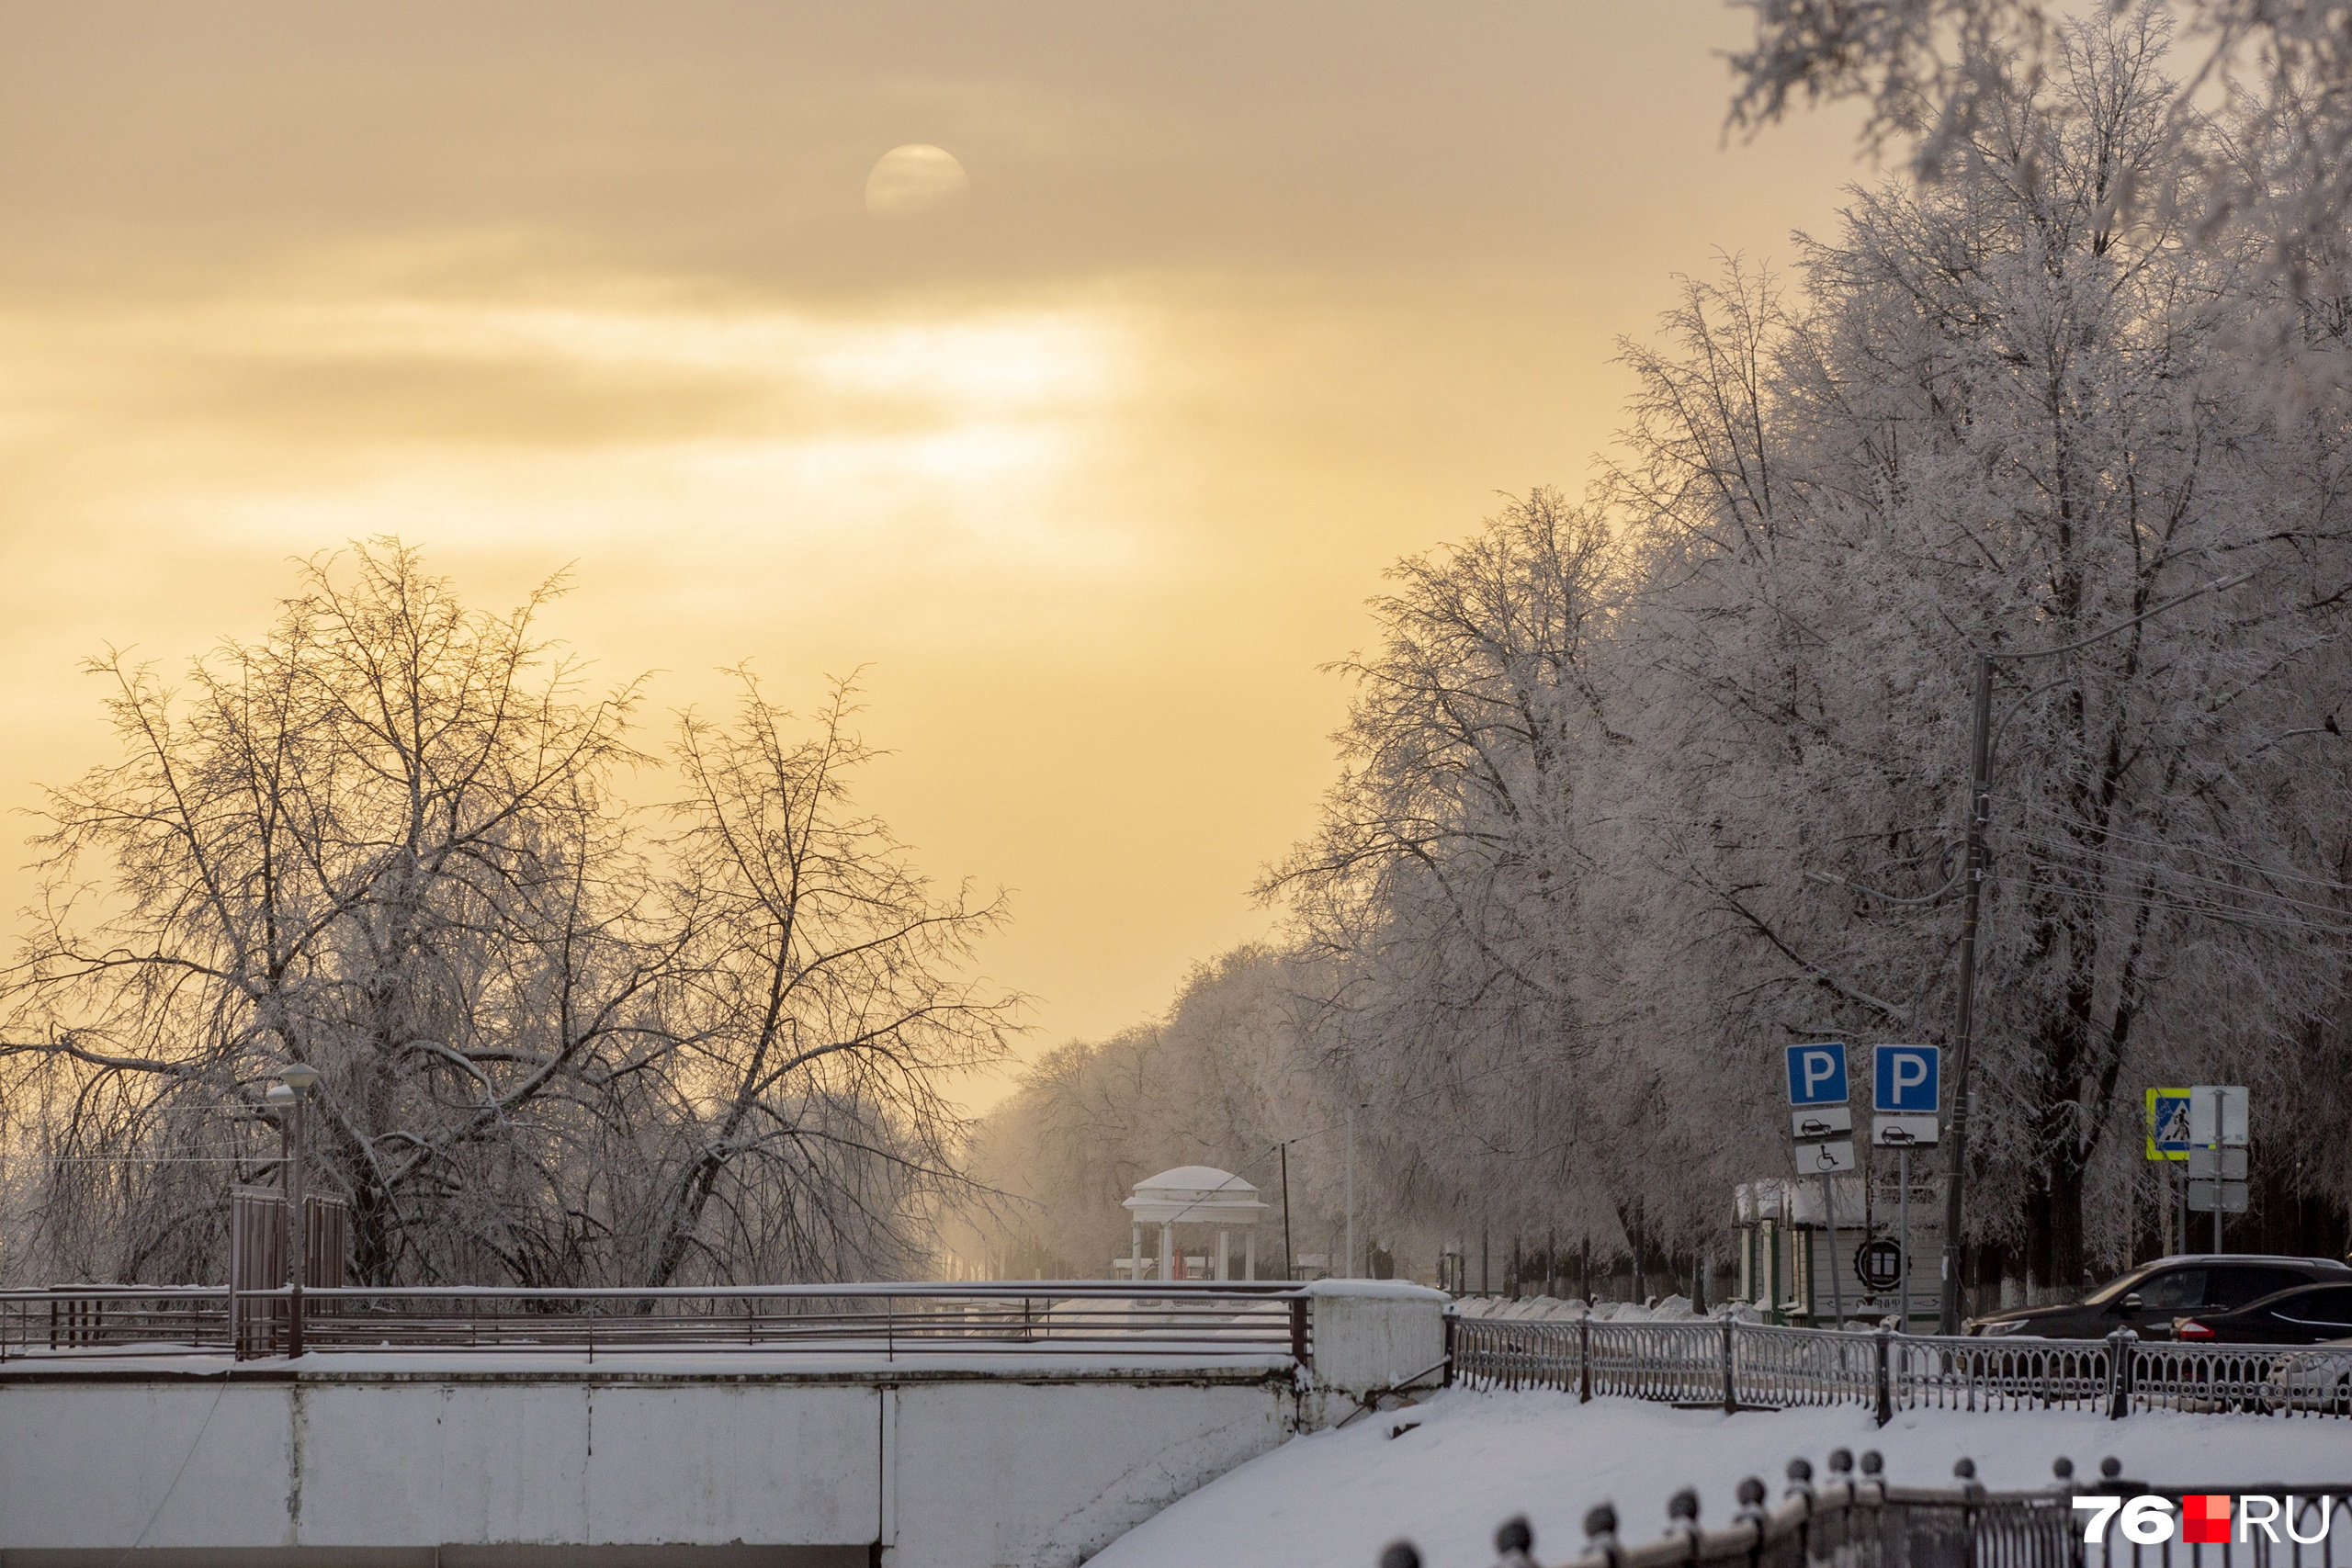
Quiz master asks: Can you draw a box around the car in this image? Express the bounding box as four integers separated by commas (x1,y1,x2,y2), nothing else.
1964,1254,2351,1339
2172,1280,2352,1344
2265,1338,2352,1414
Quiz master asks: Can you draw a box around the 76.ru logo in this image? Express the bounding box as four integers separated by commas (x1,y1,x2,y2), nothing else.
2073,1495,2329,1544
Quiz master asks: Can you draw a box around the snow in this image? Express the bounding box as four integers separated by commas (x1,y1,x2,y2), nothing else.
0,1345,1295,1380
1086,1390,2352,1568
1452,1294,1736,1323
1309,1280,1450,1303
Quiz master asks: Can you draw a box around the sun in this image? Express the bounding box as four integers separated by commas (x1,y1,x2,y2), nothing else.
865,144,971,219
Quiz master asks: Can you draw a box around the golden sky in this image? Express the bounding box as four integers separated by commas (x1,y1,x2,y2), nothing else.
0,2,1864,1100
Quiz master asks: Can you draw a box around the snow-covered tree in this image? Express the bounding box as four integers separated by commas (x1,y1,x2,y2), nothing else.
1239,10,2352,1296
0,544,1012,1287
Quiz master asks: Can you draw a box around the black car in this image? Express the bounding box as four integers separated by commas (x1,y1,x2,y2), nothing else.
1965,1254,2351,1340
2172,1280,2352,1344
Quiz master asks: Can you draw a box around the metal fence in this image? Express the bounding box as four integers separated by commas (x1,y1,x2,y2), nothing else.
1381,1448,2352,1568
0,1281,1312,1364
1451,1315,2352,1421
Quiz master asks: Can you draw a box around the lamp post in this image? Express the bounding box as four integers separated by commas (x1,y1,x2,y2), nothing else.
1276,1141,1294,1281
1934,573,2251,1334
266,1062,320,1357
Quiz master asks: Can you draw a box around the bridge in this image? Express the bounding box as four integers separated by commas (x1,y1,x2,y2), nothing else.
0,1280,1446,1568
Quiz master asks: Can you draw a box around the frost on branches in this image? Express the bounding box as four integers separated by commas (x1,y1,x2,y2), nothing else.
974,16,2352,1300
0,545,1013,1288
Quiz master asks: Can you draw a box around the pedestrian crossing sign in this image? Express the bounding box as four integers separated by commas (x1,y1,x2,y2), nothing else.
2146,1088,2191,1160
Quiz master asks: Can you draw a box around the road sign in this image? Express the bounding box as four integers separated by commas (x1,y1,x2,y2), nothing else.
1855,1237,1903,1292
1786,1043,1849,1106
1872,1114,1939,1147
2188,1146,2247,1180
2145,1089,2191,1160
2187,1179,2249,1214
2188,1086,2248,1147
1798,1138,1857,1174
1792,1106,1851,1140
1872,1045,1939,1113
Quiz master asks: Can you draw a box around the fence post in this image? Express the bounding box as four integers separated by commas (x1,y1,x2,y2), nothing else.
1577,1314,1592,1404
1442,1310,1455,1388
1872,1325,1893,1427
1290,1296,1309,1368
2105,1326,2134,1420
1720,1314,1737,1415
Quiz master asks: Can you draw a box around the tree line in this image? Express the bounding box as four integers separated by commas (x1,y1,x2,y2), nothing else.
15,8,2351,1303
964,11,2352,1302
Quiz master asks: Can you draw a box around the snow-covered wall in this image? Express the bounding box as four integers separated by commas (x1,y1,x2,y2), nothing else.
0,1359,1297,1567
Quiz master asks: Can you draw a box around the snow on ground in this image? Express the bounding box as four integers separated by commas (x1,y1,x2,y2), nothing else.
1087,1391,2352,1568
1453,1294,1717,1323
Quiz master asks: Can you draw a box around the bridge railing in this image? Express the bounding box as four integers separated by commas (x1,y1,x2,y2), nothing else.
1381,1449,2352,1568
0,1281,1314,1364
1451,1314,2352,1421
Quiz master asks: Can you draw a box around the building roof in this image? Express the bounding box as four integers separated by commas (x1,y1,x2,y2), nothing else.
1135,1166,1256,1196
1123,1166,1268,1224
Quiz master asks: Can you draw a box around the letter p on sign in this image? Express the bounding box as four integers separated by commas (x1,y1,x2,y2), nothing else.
1786,1043,1849,1106
1872,1044,1940,1113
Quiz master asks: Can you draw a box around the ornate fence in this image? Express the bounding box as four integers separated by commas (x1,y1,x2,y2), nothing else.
1381,1447,2352,1568
0,1281,1313,1364
1450,1314,2352,1421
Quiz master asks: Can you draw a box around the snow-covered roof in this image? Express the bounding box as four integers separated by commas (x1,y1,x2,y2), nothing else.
1134,1166,1256,1196
1123,1166,1267,1224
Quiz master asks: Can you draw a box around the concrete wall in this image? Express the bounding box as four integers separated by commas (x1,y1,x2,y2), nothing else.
0,1289,1451,1567
0,1364,1294,1568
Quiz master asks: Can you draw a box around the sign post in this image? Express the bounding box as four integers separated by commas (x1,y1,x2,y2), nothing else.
1872,1045,1940,1325
1786,1043,1850,1327
2145,1089,2189,1254
2186,1086,2249,1250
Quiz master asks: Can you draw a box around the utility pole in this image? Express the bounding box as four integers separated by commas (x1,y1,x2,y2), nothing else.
1344,1106,1355,1279
1277,1141,1294,1280
1938,653,1995,1335
1934,573,2250,1334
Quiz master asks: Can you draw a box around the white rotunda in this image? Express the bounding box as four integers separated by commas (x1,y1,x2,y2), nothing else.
1120,1165,1268,1281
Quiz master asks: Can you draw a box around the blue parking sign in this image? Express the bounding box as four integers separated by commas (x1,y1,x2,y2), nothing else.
1872,1045,1940,1113
1785,1043,1849,1106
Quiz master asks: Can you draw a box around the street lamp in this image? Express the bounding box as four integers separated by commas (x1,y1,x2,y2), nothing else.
266,1062,320,1356
1934,573,2250,1334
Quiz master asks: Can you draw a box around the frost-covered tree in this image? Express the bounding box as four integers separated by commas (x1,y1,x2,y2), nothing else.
626,671,1015,1286
1731,0,2352,344
1646,8,2352,1287
1238,10,2352,1298
954,946,1334,1280
1259,492,1682,1268
0,544,1012,1287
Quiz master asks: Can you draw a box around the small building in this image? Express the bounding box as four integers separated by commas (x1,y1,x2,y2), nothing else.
1120,1166,1268,1281
1735,1173,1939,1326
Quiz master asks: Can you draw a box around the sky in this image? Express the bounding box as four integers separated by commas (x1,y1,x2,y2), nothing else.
0,2,1867,1104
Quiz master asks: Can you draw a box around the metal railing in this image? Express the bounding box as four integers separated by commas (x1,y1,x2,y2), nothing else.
1451,1314,2352,1421
0,1281,1313,1365
1380,1447,2352,1568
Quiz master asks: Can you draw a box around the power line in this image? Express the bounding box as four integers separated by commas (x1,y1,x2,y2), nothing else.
2005,875,2352,939
1995,803,2352,893
1999,829,2352,921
